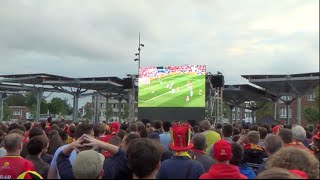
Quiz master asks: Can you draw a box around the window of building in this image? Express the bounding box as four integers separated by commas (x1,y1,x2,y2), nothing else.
306,92,316,101
13,110,22,116
279,106,292,118
100,103,104,108
112,104,117,108
280,95,292,103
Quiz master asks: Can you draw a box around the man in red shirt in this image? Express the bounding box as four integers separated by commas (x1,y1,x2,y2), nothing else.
0,133,36,179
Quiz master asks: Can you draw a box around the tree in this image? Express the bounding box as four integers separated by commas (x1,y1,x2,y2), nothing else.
83,109,93,119
26,92,37,108
122,104,129,119
5,94,27,106
3,103,12,121
303,86,319,124
255,101,273,121
48,97,72,115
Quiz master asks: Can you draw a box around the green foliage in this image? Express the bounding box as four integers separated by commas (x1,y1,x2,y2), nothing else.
122,104,129,119
5,94,27,106
255,101,273,121
3,103,12,121
303,86,319,124
48,97,72,115
26,92,37,108
83,109,93,119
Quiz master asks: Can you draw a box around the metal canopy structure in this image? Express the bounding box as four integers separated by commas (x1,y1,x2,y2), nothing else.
0,73,124,122
242,72,319,125
223,84,277,124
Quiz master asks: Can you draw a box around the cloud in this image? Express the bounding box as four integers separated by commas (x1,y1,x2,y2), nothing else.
0,0,318,86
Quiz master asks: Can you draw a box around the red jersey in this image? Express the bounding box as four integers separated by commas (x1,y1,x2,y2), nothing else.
0,156,35,179
98,134,114,143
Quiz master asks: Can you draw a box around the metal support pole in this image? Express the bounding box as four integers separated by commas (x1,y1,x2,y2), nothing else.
286,104,290,125
72,92,79,123
252,110,255,124
235,106,239,125
118,96,122,121
138,32,141,74
229,105,234,124
94,93,99,123
273,101,277,120
0,95,3,122
36,88,43,121
105,96,109,122
297,94,301,125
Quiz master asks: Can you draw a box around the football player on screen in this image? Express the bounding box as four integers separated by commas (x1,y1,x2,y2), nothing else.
186,95,190,102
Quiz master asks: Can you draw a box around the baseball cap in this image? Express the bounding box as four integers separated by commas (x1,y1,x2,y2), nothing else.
72,150,105,179
213,139,232,161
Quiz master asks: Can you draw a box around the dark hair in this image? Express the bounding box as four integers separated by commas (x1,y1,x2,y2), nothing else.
93,124,103,138
222,124,233,138
4,133,23,152
230,142,244,165
40,121,47,129
162,121,171,132
27,135,47,155
48,134,64,155
59,130,68,142
124,133,140,145
23,122,33,131
17,125,26,133
47,116,52,122
109,136,122,146
147,133,160,141
117,130,126,140
154,120,163,130
58,122,66,130
192,134,206,151
192,126,199,133
261,124,272,134
128,123,138,133
233,128,240,136
215,123,223,129
258,127,268,139
29,127,44,139
8,123,19,132
51,124,59,131
278,128,293,144
127,138,162,178
48,130,59,139
139,129,148,138
137,123,146,132
75,123,93,139
265,134,283,154
250,124,259,131
232,135,241,142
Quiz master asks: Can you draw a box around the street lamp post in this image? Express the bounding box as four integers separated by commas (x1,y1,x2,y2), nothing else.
134,32,144,75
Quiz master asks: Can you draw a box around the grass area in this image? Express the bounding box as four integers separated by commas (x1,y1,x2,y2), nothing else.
138,73,205,107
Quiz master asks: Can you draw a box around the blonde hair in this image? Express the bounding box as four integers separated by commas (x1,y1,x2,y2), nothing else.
266,147,319,179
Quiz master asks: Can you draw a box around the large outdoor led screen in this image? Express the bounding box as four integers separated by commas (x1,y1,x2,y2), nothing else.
138,65,206,108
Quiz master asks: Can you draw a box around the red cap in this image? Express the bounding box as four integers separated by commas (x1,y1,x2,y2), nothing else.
288,170,308,179
169,123,193,151
110,122,119,135
272,125,282,135
213,139,232,161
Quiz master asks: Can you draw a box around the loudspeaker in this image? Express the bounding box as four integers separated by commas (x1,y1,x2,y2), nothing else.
123,78,133,89
211,75,224,88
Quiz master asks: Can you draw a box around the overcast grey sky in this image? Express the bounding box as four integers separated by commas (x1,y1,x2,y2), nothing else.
0,0,319,107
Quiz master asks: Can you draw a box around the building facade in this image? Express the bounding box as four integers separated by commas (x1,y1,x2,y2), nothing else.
91,94,137,122
9,106,29,121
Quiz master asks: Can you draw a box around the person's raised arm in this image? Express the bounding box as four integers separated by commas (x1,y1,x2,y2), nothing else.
83,134,119,155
